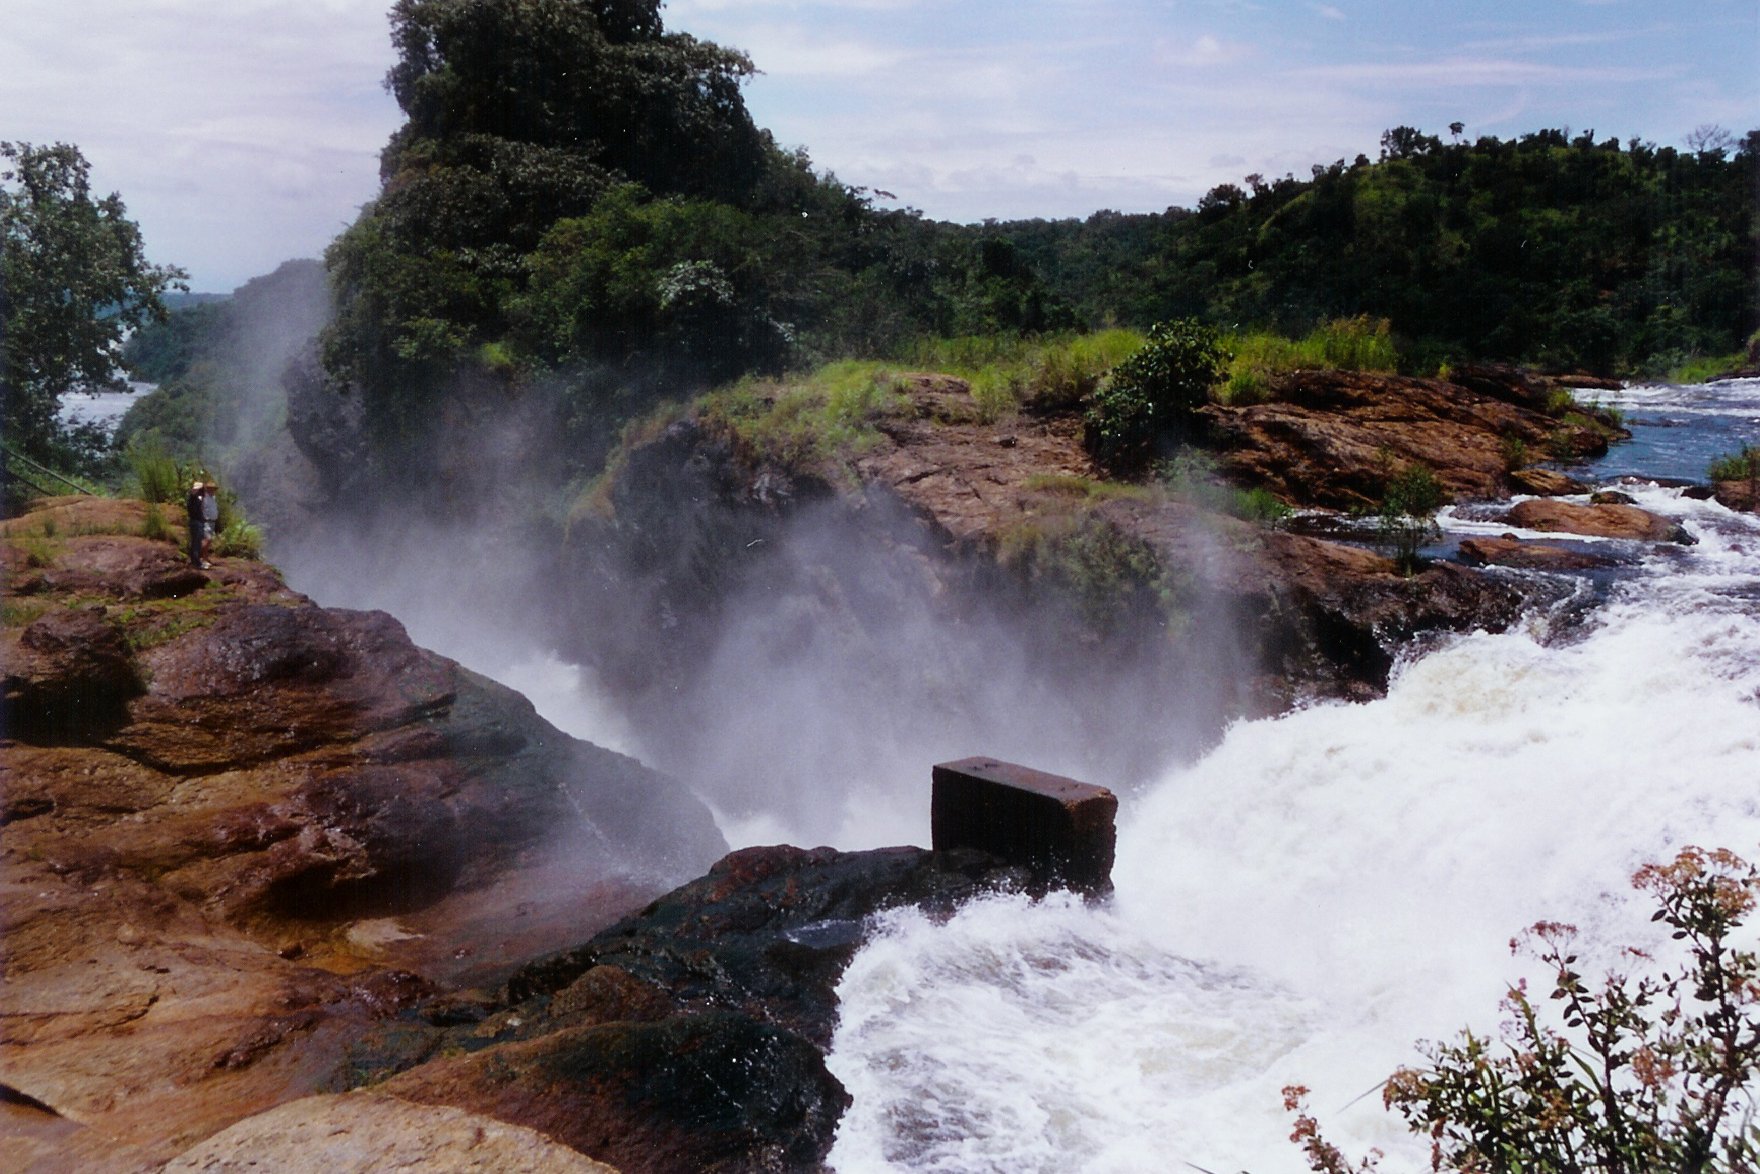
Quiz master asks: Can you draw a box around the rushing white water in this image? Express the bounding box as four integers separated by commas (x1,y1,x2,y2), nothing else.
827,475,1760,1172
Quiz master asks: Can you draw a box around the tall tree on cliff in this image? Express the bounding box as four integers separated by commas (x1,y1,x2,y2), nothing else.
321,0,773,440
1,141,186,470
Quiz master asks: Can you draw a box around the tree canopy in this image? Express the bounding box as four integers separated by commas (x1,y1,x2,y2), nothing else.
1,141,186,466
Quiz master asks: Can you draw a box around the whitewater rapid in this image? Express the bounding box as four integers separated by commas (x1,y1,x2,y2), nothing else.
826,476,1760,1172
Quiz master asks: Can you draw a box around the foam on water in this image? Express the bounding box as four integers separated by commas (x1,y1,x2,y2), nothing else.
828,485,1760,1172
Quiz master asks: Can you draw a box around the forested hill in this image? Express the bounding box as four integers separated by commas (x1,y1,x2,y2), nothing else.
124,0,1754,497
1004,126,1758,375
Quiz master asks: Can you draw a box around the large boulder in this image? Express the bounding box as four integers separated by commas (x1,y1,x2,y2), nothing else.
1500,498,1695,544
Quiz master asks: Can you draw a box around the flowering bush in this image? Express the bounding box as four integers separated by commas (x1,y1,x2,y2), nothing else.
1288,846,1760,1172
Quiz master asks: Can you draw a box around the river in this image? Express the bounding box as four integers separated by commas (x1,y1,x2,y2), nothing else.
824,379,1760,1172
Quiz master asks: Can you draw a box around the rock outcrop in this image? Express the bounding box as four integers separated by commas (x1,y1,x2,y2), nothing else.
1197,366,1620,511
357,843,1028,1174
1,498,726,1171
558,372,1559,741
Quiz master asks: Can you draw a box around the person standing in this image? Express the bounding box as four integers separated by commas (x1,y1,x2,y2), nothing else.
201,482,219,566
185,480,208,568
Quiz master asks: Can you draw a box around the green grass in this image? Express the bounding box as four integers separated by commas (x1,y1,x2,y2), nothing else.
111,586,236,652
899,329,1145,420
1157,448,1291,523
701,360,912,471
1219,316,1399,404
1667,352,1745,385
1021,473,1153,503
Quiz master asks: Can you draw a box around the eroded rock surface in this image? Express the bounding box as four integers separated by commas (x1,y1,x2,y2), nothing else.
1,498,724,1171
1500,497,1695,544
1198,366,1619,511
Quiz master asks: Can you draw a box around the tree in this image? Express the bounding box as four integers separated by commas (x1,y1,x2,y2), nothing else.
1,142,186,466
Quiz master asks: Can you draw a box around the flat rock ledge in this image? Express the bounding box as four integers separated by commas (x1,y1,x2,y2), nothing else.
160,1093,618,1173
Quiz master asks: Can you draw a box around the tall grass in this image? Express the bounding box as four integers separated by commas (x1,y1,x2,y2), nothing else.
700,360,911,470
901,329,1145,420
1220,316,1399,403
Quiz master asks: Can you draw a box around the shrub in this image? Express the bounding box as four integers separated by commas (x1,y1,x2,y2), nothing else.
124,435,194,504
1085,319,1231,471
210,518,264,560
1709,445,1760,485
1377,461,1443,572
1288,845,1760,1173
998,513,1184,635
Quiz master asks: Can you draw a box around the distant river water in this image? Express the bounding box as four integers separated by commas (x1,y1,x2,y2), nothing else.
57,383,154,434
825,379,1760,1172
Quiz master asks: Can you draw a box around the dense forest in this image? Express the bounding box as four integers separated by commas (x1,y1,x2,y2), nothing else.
116,0,1756,490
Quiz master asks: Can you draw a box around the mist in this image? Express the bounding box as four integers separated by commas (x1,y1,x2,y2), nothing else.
271,463,1248,852
195,281,1247,854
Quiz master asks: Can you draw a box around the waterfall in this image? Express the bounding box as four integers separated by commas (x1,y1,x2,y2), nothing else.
826,398,1760,1171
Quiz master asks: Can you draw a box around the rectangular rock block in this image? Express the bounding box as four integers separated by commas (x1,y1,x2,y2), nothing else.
931,757,1117,894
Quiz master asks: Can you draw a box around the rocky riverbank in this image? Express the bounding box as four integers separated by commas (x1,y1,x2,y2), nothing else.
1,497,728,1170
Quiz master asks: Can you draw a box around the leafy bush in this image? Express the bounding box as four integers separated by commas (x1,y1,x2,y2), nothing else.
1377,461,1443,572
1709,446,1760,485
1085,319,1231,471
210,517,264,560
1287,845,1760,1173
997,513,1185,635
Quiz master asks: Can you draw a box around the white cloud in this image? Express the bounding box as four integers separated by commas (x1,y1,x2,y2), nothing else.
1155,33,1253,67
1313,4,1347,20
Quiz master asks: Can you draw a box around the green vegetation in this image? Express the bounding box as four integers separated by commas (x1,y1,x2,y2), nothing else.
1709,446,1760,488
1010,126,1757,379
1158,449,1292,523
1377,461,1444,573
902,330,1144,420
997,513,1187,636
698,361,912,472
1,141,187,472
1084,319,1232,471
111,585,237,652
1288,846,1760,1173
1221,316,1400,403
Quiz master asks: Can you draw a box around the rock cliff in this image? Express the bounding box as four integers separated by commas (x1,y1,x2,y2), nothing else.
1,497,725,1170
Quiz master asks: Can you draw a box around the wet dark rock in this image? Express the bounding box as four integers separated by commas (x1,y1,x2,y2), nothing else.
385,1013,848,1174
931,756,1117,894
1457,537,1621,571
2,606,140,741
505,844,1024,1047
1589,489,1638,505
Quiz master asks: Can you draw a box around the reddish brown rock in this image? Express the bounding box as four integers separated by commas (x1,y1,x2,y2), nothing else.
1198,368,1623,511
159,1092,618,1172
1501,498,1694,543
1712,479,1758,512
1457,536,1620,571
1,498,725,1171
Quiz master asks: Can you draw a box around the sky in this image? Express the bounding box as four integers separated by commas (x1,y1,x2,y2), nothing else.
3,0,1755,293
